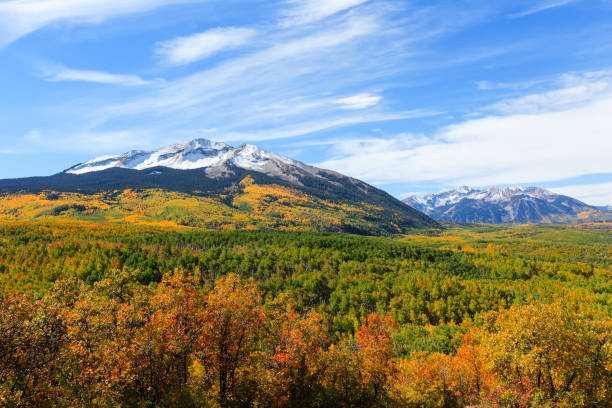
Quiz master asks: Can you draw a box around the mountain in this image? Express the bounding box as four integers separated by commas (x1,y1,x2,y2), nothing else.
65,139,326,186
0,139,437,234
403,186,611,224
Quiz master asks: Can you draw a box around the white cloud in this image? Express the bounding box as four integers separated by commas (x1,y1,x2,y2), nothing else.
334,93,381,109
219,111,431,142
24,130,41,140
17,0,517,155
317,74,612,189
280,0,368,27
488,79,611,114
476,79,543,91
26,129,158,154
98,14,380,120
156,27,256,66
509,0,574,18
0,0,201,48
550,182,612,207
42,66,152,86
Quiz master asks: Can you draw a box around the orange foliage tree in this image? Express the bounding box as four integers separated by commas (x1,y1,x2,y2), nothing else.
266,304,328,407
197,274,266,407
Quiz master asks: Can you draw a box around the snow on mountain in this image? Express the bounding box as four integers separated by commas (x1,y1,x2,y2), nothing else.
65,138,323,185
2,137,439,231
403,186,601,224
407,186,557,213
66,139,230,174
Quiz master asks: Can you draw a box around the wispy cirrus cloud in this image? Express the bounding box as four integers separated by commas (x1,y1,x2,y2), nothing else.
317,70,612,197
550,182,612,207
509,0,574,18
33,0,516,154
41,65,154,86
486,70,612,114
90,12,389,136
334,93,382,109
156,27,256,66
476,79,543,91
279,0,368,27
24,130,41,141
0,0,203,48
23,128,159,154
219,110,435,142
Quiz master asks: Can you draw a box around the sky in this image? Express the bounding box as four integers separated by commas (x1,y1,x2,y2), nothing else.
1,0,611,206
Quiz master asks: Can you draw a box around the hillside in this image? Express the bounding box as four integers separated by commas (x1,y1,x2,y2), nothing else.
404,186,611,224
0,139,436,234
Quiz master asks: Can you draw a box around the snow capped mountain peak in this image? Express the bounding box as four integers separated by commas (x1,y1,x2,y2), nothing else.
64,138,325,184
162,138,230,154
403,185,597,224
406,186,559,210
66,138,233,175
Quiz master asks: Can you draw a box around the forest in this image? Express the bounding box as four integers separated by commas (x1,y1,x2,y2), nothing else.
0,181,434,236
0,220,611,407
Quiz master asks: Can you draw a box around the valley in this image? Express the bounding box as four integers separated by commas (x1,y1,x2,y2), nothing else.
3,1,611,406
0,140,610,408
0,219,610,407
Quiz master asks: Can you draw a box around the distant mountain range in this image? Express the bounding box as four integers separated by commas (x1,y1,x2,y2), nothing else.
404,186,611,224
0,139,437,234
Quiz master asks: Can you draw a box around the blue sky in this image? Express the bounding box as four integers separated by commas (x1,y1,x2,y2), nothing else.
1,0,611,205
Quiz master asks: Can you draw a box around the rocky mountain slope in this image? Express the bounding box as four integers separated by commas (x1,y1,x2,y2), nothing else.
404,186,611,224
0,139,437,234
65,139,327,186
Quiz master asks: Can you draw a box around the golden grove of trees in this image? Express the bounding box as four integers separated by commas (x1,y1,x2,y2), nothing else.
1,270,610,408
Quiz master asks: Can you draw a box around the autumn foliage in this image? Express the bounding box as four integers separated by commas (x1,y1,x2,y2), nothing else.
0,221,611,407
1,270,610,408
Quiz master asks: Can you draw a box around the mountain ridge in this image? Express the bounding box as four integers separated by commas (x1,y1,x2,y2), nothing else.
65,138,347,188
404,186,610,224
0,139,438,234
